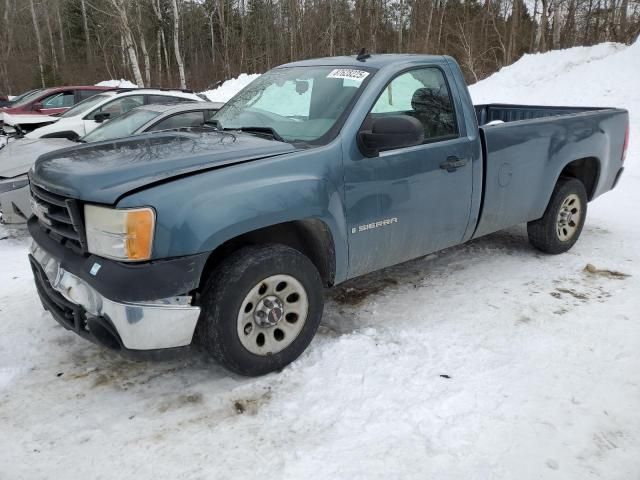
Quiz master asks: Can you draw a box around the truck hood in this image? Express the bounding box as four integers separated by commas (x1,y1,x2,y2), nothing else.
31,129,298,204
0,137,74,178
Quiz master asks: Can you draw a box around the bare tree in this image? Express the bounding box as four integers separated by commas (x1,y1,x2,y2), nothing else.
45,7,59,75
2,0,640,93
151,0,171,86
552,0,562,48
507,0,520,63
55,1,66,61
535,0,549,52
171,0,186,88
137,2,151,86
80,0,92,62
29,0,46,87
108,0,145,87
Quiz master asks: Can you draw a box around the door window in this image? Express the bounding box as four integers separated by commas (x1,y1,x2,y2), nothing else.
41,91,75,108
148,111,205,131
148,95,190,104
77,89,102,101
86,95,144,120
369,67,458,142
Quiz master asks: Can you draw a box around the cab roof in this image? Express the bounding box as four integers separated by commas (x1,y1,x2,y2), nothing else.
278,54,447,70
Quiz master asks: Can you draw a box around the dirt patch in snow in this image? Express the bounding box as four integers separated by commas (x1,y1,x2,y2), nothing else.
233,388,272,415
331,277,399,305
584,263,630,279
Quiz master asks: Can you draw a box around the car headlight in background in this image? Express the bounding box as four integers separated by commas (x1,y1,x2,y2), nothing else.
0,174,29,194
84,205,155,261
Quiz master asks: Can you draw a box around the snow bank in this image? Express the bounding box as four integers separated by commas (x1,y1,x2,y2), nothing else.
469,40,639,108
95,79,138,88
200,73,261,102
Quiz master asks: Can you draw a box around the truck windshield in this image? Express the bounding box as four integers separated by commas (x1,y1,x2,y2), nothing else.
81,108,161,143
213,66,373,143
60,94,110,118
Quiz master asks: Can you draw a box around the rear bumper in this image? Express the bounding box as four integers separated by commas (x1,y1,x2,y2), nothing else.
30,240,203,354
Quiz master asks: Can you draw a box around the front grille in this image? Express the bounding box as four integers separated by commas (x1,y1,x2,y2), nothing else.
30,182,87,254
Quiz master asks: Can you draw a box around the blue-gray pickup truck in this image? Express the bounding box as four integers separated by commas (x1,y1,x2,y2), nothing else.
27,54,629,375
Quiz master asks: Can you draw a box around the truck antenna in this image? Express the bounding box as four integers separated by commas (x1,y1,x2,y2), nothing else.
356,48,371,62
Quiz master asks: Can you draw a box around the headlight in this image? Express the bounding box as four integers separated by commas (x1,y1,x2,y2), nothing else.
84,205,155,261
0,174,29,195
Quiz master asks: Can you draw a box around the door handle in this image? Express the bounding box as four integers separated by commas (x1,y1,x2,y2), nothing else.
440,156,468,172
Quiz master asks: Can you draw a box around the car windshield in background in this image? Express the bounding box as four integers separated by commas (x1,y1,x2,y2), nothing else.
81,108,161,143
60,94,110,118
7,89,47,108
213,66,373,143
8,89,42,106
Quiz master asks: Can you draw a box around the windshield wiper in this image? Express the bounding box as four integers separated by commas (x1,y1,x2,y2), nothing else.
237,126,285,142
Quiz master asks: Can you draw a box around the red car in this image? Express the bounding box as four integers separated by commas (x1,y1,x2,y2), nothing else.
0,86,115,131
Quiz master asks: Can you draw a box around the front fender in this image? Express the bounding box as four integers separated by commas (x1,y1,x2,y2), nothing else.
118,143,350,283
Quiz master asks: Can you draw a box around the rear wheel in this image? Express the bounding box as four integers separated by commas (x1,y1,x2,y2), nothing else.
197,244,324,376
527,177,588,254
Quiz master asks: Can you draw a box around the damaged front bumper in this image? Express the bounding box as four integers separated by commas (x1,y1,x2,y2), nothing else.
29,241,202,356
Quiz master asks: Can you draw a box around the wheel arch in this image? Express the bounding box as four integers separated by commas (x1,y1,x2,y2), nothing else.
198,218,337,289
556,156,601,201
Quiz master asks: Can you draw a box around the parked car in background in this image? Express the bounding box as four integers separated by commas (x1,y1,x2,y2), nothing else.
0,101,223,223
24,54,628,376
0,86,115,131
20,88,204,141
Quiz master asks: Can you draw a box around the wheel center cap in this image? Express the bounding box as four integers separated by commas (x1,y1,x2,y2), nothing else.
254,295,284,327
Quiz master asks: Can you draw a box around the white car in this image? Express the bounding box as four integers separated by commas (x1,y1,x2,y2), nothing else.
23,89,204,140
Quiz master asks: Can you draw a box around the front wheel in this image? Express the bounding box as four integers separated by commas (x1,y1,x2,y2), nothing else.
197,244,324,376
527,177,588,254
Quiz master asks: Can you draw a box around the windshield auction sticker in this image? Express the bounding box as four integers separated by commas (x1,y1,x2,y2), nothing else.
327,69,370,82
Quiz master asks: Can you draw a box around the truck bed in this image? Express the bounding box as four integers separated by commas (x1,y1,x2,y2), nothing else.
472,105,628,238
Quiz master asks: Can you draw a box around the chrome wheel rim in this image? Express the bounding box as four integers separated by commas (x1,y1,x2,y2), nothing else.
236,274,309,356
556,193,582,241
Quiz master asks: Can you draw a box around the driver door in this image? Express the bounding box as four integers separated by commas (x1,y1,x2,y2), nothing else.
344,66,474,277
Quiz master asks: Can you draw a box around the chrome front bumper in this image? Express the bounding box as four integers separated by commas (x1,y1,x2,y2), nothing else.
30,242,201,350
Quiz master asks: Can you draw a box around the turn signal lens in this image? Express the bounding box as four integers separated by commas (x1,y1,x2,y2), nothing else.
125,209,155,260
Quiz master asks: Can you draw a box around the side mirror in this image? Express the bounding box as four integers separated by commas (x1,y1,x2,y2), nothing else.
94,112,111,123
33,102,43,111
358,115,424,157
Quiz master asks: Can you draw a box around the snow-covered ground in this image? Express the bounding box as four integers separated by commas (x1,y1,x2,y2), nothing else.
2,42,639,479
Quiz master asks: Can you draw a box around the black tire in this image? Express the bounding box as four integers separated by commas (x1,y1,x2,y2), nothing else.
196,244,324,376
527,176,588,254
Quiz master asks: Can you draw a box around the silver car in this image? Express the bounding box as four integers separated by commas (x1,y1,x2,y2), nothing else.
0,101,223,223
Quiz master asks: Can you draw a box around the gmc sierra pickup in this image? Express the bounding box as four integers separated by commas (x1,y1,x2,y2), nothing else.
26,54,629,376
